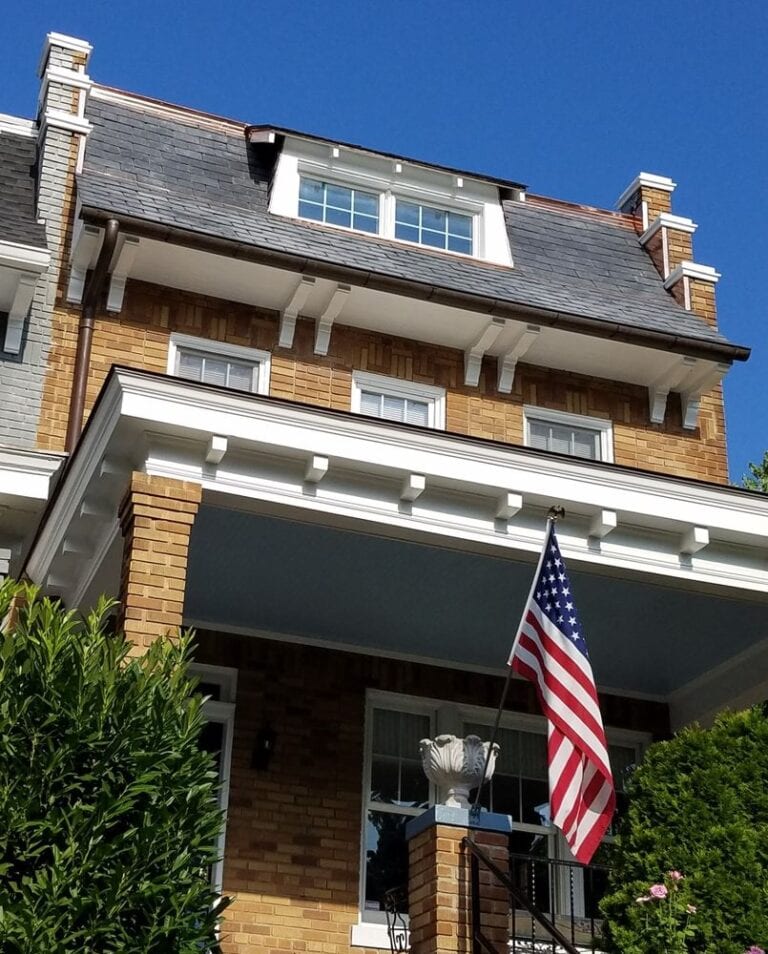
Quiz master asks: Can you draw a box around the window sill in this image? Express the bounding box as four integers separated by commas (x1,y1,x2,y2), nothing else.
351,921,409,950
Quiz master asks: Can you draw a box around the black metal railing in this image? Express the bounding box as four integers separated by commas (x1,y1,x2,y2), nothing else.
464,838,609,954
383,884,409,953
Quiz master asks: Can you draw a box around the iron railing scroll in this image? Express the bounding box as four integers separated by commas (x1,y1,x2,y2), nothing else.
383,884,410,953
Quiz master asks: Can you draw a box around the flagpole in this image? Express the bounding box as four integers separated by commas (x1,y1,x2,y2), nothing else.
470,506,565,816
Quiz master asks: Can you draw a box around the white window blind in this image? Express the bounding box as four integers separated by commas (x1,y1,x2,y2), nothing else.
176,347,259,393
359,389,430,427
528,418,602,460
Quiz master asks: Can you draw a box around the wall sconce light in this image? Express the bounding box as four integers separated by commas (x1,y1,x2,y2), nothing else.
251,724,276,770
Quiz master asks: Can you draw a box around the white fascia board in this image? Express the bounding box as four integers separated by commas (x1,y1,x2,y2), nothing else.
0,241,50,272
664,261,721,287
0,449,64,504
616,172,677,210
0,113,36,136
639,213,698,245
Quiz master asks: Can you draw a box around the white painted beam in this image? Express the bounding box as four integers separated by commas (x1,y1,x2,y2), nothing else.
205,435,228,465
589,509,617,541
495,492,523,521
106,235,140,313
315,284,351,356
400,473,425,503
66,221,101,304
681,526,709,556
497,324,540,393
279,276,315,349
464,319,505,387
304,455,329,484
4,272,38,353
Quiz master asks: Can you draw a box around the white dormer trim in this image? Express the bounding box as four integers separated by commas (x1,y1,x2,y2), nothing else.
269,136,513,267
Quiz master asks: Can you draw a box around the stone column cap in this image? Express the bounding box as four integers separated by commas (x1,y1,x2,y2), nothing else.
616,171,677,211
38,33,93,77
405,805,514,841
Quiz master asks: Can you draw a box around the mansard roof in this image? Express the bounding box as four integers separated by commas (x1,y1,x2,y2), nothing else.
0,126,47,249
76,89,748,361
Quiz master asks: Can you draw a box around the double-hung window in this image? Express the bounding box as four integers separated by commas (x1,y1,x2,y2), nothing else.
524,407,614,463
299,177,379,233
167,333,271,396
351,371,446,429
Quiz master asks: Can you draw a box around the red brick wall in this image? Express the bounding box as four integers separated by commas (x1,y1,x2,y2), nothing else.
194,632,669,954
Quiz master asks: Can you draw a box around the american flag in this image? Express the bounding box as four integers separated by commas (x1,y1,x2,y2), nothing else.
508,521,615,865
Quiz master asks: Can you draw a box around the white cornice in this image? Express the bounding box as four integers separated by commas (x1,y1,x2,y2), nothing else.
0,113,36,136
0,448,64,504
38,32,93,77
25,370,768,599
616,172,677,211
639,213,698,246
39,109,93,138
664,261,721,288
39,65,93,109
0,240,50,272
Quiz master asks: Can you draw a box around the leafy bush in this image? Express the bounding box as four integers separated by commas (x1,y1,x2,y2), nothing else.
601,707,768,953
0,580,228,952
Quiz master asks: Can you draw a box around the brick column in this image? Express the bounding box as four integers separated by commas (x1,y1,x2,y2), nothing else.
407,807,511,954
117,472,202,652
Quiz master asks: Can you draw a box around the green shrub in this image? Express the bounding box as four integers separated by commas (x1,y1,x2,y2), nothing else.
601,707,768,953
0,580,228,952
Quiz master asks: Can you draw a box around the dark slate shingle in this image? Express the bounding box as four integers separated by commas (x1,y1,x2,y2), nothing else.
0,131,47,248
77,96,739,351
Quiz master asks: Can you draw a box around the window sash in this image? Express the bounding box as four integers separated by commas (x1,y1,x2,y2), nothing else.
299,176,379,233
527,418,602,461
395,199,473,254
175,347,259,393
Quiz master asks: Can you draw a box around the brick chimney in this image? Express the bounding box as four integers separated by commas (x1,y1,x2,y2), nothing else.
617,171,720,329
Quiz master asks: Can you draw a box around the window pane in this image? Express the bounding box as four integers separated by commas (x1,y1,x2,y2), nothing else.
400,759,429,808
365,811,410,913
404,399,429,427
227,361,254,392
299,178,323,202
421,206,446,232
395,201,419,227
354,192,378,216
421,229,446,249
549,423,572,455
371,757,400,804
572,427,599,460
202,356,228,388
448,236,472,254
326,206,352,228
448,211,472,238
381,394,407,422
298,199,324,222
528,417,602,461
177,350,203,382
395,223,419,243
326,184,352,211
360,391,383,417
353,213,379,233
528,421,550,450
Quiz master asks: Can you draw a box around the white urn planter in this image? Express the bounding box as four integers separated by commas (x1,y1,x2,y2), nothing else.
419,734,499,808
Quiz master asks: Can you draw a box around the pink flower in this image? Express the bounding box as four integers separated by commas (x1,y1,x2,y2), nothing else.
744,948,765,954
649,884,668,899
686,904,697,914
667,870,684,881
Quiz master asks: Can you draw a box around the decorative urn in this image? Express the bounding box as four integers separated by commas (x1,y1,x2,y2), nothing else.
419,734,499,808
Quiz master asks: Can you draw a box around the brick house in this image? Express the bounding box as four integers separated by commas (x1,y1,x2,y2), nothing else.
1,31,767,954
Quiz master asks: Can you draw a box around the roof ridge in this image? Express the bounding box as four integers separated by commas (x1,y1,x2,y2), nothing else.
91,84,247,134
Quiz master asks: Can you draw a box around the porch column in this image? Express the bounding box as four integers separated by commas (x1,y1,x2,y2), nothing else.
117,472,202,652
407,807,511,954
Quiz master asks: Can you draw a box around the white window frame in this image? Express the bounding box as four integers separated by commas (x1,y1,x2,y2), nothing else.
523,405,614,463
167,332,271,396
189,663,237,895
391,195,477,256
351,371,446,429
352,688,648,948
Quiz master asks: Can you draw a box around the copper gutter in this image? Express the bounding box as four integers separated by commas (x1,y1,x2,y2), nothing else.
64,218,120,453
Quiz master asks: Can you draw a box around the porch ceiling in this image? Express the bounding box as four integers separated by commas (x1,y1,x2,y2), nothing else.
184,505,767,700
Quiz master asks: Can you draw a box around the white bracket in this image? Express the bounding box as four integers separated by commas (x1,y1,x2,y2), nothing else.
464,319,505,387
106,235,140,313
61,538,92,558
648,356,697,424
679,362,729,431
80,497,112,519
495,492,523,521
4,272,39,354
99,456,128,478
279,276,315,349
315,283,351,356
66,221,101,304
589,510,617,542
497,324,541,393
205,435,228,465
400,474,426,503
304,455,329,484
680,526,709,556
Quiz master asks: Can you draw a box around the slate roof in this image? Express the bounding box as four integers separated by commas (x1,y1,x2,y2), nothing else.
77,91,746,357
0,130,46,248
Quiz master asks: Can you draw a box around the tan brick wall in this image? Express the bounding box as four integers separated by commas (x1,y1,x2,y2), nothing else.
644,228,665,279
37,279,729,483
193,631,668,954
642,186,673,222
689,279,718,328
118,472,202,652
666,228,693,272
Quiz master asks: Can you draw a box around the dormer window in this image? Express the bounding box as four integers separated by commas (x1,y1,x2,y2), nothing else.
299,177,379,234
395,200,473,254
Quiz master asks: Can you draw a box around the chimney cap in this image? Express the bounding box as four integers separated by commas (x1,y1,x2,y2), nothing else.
38,32,93,78
616,172,677,212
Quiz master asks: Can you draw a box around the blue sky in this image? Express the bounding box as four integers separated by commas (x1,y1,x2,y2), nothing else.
5,0,766,481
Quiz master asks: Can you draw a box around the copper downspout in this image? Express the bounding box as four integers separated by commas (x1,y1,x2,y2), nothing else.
64,219,120,453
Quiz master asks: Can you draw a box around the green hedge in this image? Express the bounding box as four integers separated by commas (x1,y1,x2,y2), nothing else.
601,707,768,953
0,580,228,952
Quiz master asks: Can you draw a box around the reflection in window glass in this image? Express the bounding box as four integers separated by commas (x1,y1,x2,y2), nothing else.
395,199,473,254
